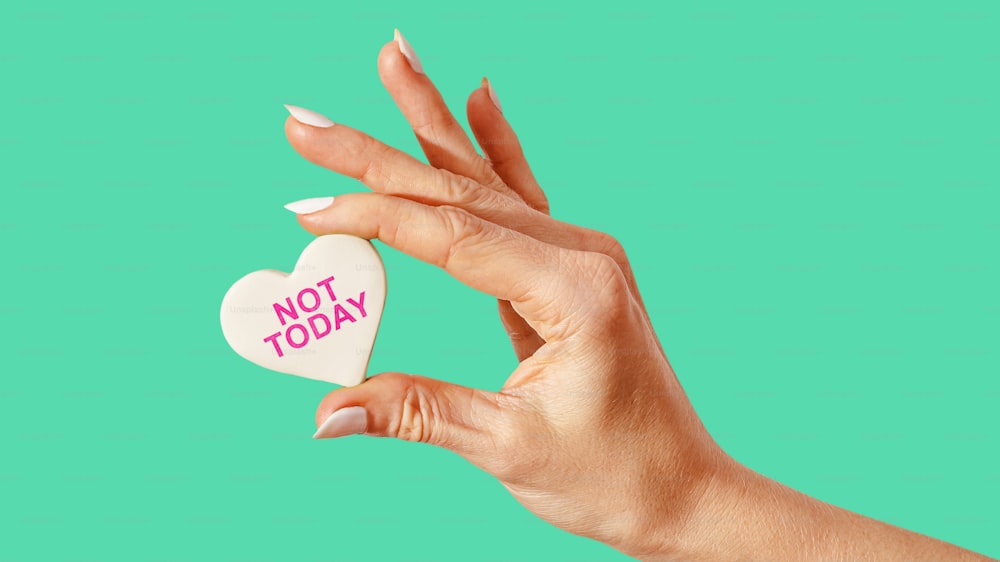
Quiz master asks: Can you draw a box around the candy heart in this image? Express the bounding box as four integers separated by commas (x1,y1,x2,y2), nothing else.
220,235,386,387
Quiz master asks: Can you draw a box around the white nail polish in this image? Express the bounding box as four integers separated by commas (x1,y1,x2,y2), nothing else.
284,197,334,214
485,78,502,113
284,104,336,128
393,28,424,75
314,406,368,439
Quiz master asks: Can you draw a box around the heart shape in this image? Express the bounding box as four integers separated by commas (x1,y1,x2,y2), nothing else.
220,235,386,387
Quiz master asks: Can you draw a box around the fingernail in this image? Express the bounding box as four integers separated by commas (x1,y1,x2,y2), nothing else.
482,76,502,113
284,197,334,214
393,28,424,75
284,104,335,128
313,406,367,439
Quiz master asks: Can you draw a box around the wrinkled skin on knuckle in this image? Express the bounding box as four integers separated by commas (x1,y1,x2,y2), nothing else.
502,246,585,340
437,204,537,302
393,376,437,444
471,155,510,194
429,175,533,236
581,251,632,317
469,152,493,179
590,230,628,266
554,224,629,277
561,251,651,386
447,173,504,217
433,169,475,208
436,204,484,266
502,247,612,342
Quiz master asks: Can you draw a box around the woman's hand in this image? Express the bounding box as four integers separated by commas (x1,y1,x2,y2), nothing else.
282,31,724,557
280,31,992,562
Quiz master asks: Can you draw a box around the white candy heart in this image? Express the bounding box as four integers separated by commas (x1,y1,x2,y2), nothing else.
220,235,386,386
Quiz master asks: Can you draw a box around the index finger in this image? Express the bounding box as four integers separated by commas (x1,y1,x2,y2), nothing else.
292,192,577,341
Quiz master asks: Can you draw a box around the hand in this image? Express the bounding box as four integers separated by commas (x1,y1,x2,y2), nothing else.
282,31,723,556
281,31,993,561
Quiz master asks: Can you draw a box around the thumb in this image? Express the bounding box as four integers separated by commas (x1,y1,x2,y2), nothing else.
313,372,512,471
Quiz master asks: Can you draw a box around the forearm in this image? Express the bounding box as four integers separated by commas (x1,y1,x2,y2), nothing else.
632,461,993,562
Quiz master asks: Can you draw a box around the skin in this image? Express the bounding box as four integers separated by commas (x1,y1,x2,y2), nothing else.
282,39,995,561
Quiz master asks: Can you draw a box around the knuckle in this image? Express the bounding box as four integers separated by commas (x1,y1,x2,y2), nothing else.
435,205,486,269
590,230,627,264
582,251,630,311
438,204,483,239
473,156,509,193
393,377,437,444
471,155,495,182
437,170,488,209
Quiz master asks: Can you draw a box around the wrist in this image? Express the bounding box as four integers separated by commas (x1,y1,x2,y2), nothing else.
631,457,851,561
612,447,747,561
619,450,780,562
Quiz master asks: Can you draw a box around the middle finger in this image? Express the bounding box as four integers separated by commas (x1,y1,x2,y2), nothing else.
378,32,514,198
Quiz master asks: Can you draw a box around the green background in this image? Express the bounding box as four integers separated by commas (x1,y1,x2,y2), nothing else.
2,0,998,560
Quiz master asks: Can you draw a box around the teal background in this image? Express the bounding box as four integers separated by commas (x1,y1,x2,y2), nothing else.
2,1,998,560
